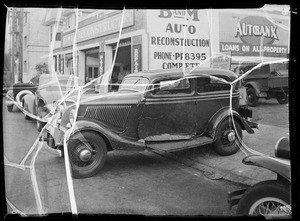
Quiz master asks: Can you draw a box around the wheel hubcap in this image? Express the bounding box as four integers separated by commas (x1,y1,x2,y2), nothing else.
227,130,236,142
79,149,92,162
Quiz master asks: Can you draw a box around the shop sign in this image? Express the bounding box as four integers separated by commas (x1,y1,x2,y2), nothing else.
133,44,142,73
63,10,134,47
219,12,289,58
147,10,211,70
99,52,105,75
210,52,231,70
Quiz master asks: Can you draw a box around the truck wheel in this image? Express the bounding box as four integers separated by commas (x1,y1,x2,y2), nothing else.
7,105,13,112
68,131,107,179
237,180,291,217
214,119,242,156
276,93,288,104
246,88,258,107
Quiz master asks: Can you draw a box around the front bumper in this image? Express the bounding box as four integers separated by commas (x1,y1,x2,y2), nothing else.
228,189,247,210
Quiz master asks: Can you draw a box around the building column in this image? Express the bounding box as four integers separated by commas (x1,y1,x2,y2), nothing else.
78,50,85,84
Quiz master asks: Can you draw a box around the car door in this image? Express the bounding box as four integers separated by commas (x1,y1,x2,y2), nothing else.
195,75,235,134
138,77,198,141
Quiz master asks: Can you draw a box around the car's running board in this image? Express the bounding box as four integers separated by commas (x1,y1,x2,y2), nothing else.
146,136,214,152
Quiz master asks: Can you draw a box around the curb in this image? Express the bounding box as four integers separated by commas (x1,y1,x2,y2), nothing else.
151,149,260,187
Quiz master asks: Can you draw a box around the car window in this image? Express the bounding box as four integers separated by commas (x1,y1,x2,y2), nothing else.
119,77,149,93
151,78,192,96
196,76,231,93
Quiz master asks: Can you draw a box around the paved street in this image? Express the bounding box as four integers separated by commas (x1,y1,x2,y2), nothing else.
2,98,289,216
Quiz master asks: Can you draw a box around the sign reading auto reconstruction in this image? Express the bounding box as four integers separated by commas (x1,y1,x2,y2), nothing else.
147,10,211,70
63,10,134,47
219,12,289,58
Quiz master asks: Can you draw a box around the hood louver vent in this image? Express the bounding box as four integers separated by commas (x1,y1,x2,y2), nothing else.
84,105,131,128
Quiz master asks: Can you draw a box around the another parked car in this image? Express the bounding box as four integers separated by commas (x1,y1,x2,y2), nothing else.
5,82,37,112
22,74,82,131
242,62,289,106
43,68,257,179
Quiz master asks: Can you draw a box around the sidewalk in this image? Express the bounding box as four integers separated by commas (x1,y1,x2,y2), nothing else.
154,124,289,186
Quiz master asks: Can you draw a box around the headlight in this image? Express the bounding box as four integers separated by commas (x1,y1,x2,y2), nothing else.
69,109,76,125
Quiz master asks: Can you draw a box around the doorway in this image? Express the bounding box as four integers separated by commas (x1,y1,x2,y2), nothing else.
110,40,131,91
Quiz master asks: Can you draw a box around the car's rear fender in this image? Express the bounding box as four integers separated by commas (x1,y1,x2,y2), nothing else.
207,107,254,139
68,119,146,152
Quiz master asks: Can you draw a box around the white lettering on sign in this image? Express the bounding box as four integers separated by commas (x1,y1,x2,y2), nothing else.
235,22,278,39
63,10,134,47
158,9,200,21
147,10,210,70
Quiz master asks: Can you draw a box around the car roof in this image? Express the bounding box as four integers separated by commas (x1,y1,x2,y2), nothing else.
125,68,237,82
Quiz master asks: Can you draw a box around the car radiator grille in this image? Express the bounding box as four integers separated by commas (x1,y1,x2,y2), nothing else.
84,105,131,128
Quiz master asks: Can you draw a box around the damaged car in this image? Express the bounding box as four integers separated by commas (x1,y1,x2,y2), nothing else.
43,68,258,179
22,74,82,131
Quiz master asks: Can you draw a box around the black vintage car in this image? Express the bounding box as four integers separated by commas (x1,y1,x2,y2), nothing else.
43,68,257,178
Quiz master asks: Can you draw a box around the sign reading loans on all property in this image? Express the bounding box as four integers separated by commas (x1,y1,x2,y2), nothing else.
219,12,290,57
147,10,211,70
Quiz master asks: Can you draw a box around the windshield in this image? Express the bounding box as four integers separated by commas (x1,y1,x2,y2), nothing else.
119,77,149,93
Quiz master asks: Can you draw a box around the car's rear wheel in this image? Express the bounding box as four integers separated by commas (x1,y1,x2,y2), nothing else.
68,131,107,179
214,119,242,156
7,105,13,112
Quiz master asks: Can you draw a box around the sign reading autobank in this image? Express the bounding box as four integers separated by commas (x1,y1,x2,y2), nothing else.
219,12,290,58
147,10,211,70
63,10,134,47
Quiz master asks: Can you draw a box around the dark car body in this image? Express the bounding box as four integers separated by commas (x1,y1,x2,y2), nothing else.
44,68,257,178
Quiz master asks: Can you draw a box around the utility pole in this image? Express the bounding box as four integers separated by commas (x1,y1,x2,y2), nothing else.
18,8,23,82
9,8,23,84
10,8,15,84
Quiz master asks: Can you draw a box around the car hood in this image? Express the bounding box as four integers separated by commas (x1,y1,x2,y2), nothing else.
67,90,144,106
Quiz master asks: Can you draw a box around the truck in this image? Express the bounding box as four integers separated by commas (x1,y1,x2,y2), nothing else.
242,62,289,107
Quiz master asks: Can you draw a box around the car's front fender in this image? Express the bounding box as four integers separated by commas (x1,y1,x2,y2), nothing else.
207,107,254,139
243,155,290,182
69,119,146,151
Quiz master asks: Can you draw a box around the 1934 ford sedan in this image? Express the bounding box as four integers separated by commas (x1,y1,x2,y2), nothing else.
43,68,257,179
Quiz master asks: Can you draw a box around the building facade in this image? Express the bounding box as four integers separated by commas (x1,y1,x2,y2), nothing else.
22,8,50,82
42,7,290,91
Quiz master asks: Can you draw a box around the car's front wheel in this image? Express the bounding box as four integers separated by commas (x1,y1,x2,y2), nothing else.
68,131,107,179
214,119,242,156
246,87,258,107
36,106,48,132
237,180,291,218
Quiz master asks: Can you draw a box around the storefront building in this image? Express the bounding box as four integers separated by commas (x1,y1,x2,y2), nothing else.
45,7,290,92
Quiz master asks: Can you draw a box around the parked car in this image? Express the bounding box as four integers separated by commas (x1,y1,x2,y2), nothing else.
242,62,289,106
22,74,82,131
43,68,258,179
5,82,37,112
